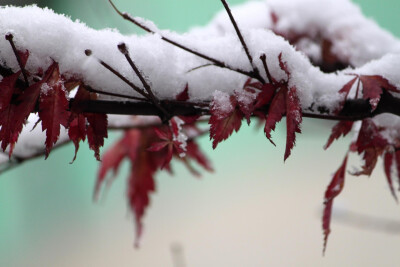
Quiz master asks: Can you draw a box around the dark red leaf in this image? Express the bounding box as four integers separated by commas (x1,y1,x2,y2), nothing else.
395,151,400,191
264,87,286,146
38,63,70,158
0,69,44,155
352,119,387,176
324,121,354,149
284,86,302,161
209,94,243,149
323,154,348,255
185,140,213,172
68,114,86,162
359,75,400,111
384,152,398,202
254,83,275,109
0,71,21,111
95,130,141,198
86,113,108,161
338,76,358,109
235,89,255,124
176,84,189,101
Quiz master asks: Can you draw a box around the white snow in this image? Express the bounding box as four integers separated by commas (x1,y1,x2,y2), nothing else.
1,0,400,158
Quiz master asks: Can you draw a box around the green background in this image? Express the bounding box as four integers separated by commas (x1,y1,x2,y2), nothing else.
1,0,400,266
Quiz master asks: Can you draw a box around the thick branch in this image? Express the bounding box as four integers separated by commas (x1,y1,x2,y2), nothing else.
69,90,400,121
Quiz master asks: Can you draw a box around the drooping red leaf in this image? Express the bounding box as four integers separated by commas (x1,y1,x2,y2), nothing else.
264,87,286,146
0,69,44,155
337,76,358,111
95,130,141,198
86,113,108,161
395,151,400,191
68,114,86,162
235,89,256,124
70,85,108,161
284,86,302,161
322,154,348,255
254,83,275,109
352,119,388,176
148,119,186,169
176,83,189,101
38,63,70,158
185,140,213,172
383,152,398,202
0,71,21,110
209,93,243,149
324,121,354,149
359,75,400,111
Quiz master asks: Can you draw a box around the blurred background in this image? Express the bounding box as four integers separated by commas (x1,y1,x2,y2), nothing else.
1,0,400,266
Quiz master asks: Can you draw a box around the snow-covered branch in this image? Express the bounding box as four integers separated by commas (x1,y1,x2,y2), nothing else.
2,0,400,253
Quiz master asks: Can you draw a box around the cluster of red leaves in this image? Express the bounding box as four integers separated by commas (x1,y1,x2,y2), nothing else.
96,118,212,247
322,74,400,253
95,88,212,246
209,53,302,161
0,48,107,160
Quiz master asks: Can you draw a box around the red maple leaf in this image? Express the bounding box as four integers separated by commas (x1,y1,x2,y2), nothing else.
176,83,189,101
351,119,388,176
324,121,354,149
322,154,348,255
86,113,108,161
359,75,399,111
0,61,52,155
209,93,243,149
97,127,211,247
69,85,108,161
383,151,398,202
0,71,21,110
284,86,302,160
263,54,302,161
338,75,399,112
68,113,86,162
264,86,302,160
38,63,70,158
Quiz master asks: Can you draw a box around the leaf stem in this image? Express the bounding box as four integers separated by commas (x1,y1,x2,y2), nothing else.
5,33,29,87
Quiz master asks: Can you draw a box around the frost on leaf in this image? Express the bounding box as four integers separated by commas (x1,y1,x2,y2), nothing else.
69,85,108,161
38,63,70,158
147,118,186,169
209,92,243,149
338,75,399,112
322,154,348,255
264,54,302,161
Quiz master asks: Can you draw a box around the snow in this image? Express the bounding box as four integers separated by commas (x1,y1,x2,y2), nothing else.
1,0,400,158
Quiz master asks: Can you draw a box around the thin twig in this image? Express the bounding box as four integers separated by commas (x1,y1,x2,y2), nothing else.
117,43,171,120
220,0,263,83
85,49,150,100
85,86,149,102
5,33,29,87
186,63,218,73
107,0,261,81
260,54,274,85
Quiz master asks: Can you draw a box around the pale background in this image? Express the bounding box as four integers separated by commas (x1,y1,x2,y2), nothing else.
0,0,400,266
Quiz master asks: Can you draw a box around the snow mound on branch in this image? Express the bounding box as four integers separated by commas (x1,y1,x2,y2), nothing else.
2,0,400,158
